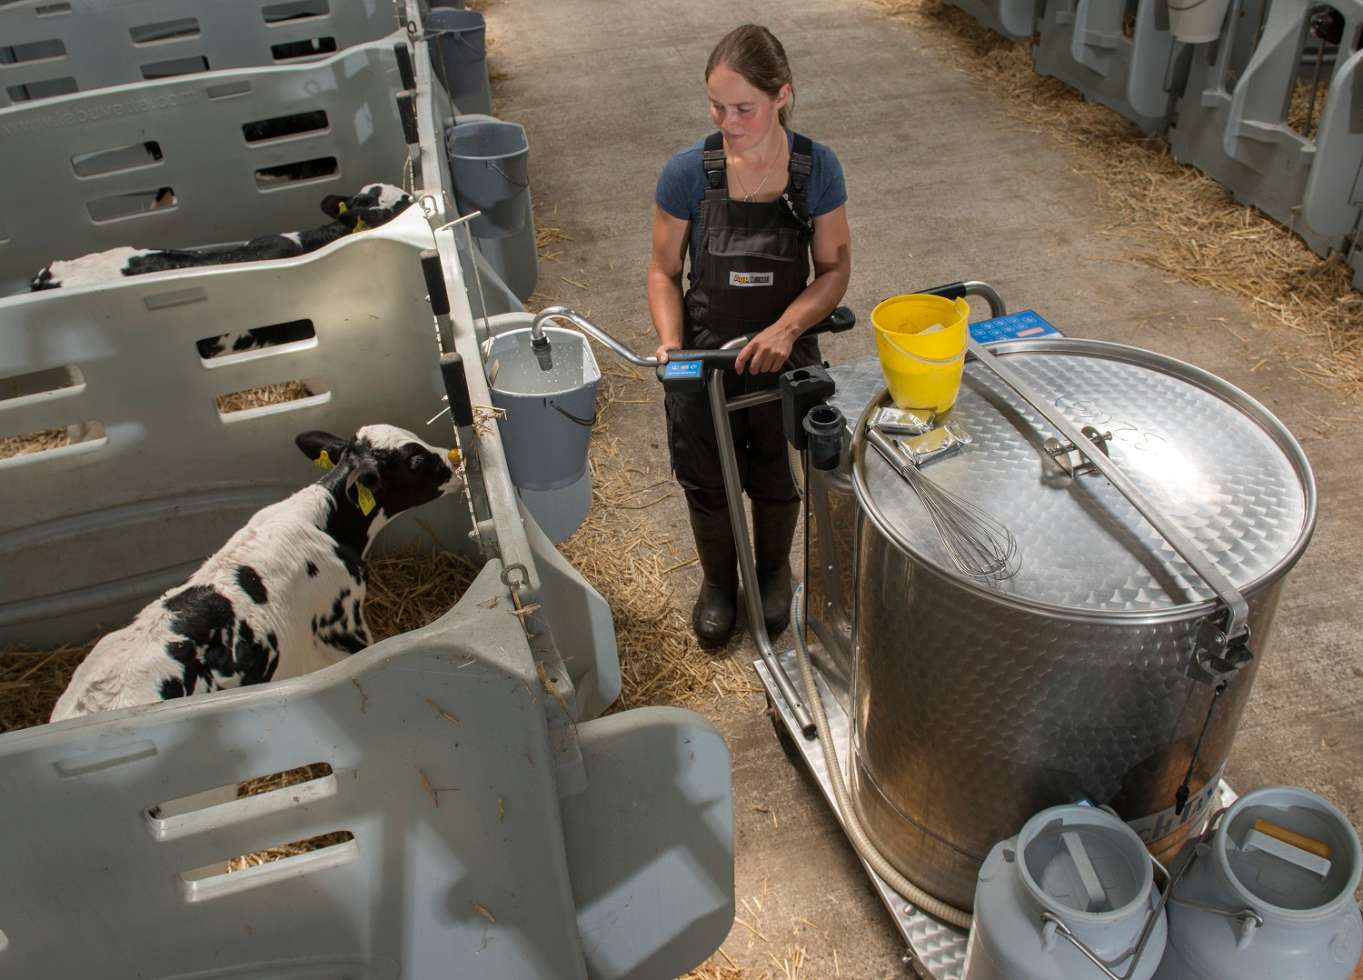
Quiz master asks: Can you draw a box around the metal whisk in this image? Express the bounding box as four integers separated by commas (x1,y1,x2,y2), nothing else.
867,427,1020,582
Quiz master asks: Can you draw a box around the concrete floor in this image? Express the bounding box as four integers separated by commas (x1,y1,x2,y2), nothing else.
482,0,1363,975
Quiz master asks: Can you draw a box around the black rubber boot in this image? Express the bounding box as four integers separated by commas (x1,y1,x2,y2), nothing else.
753,498,800,639
687,498,739,648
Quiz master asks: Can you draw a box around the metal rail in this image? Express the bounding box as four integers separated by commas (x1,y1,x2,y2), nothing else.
712,336,815,735
963,339,1251,664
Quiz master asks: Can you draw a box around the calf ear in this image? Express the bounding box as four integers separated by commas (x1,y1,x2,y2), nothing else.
318,194,350,219
295,430,348,468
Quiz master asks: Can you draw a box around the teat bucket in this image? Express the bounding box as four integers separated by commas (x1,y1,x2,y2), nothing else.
426,7,492,115
484,327,600,492
1166,0,1233,44
447,118,531,239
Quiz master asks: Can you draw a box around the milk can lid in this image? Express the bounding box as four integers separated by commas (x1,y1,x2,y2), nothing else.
847,339,1316,614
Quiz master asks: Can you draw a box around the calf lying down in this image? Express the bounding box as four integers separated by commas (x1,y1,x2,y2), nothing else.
31,183,414,360
50,424,464,722
29,183,413,291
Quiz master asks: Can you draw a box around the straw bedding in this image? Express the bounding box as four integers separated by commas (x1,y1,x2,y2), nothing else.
1288,77,1327,142
215,380,315,415
0,548,477,735
877,0,1363,398
0,427,69,461
559,366,756,713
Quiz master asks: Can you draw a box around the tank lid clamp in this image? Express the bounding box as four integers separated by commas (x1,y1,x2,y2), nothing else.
1189,616,1254,684
1043,425,1112,479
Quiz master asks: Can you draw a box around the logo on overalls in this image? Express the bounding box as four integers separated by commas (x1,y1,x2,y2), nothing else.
729,271,774,287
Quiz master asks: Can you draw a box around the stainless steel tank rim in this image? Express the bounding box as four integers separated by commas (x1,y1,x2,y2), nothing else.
849,338,1317,625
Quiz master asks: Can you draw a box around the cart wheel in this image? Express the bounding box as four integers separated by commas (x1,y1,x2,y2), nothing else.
765,694,803,765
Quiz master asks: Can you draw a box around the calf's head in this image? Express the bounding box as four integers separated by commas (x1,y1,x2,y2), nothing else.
318,184,413,233
296,424,463,550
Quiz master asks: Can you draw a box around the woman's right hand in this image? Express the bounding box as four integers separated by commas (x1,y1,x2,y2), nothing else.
655,342,681,365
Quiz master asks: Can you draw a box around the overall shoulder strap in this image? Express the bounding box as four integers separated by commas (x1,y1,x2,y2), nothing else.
783,133,816,241
787,133,814,206
694,132,727,259
702,131,727,197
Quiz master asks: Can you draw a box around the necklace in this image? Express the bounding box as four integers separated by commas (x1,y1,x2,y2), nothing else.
729,141,784,202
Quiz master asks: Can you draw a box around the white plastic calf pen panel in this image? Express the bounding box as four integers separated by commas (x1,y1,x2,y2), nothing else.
0,566,587,979
0,562,733,979
0,209,453,646
0,41,410,294
0,0,400,106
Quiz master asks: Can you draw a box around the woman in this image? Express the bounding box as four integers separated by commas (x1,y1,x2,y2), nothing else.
649,24,852,647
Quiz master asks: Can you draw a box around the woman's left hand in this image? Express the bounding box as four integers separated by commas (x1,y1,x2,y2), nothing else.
735,322,800,374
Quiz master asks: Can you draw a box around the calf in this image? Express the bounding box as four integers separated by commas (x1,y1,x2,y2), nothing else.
29,183,413,292
50,424,463,722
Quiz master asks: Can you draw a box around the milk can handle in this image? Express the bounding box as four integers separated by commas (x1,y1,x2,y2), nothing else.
1040,914,1131,980
965,337,1252,670
1037,845,1177,979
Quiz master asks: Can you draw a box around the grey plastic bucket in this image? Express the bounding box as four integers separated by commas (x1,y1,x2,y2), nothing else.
426,8,491,115
486,326,600,491
448,118,530,239
1154,785,1363,980
964,805,1167,980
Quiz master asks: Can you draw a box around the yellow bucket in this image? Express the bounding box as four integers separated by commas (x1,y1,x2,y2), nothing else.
871,293,970,412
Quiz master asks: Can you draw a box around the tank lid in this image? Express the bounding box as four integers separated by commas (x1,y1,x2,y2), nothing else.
850,339,1315,614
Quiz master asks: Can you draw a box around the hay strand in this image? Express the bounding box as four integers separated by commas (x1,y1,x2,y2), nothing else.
0,427,69,461
224,829,354,872
216,380,315,415
0,644,91,732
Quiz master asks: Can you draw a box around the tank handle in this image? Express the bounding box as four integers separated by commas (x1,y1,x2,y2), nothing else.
964,336,1252,684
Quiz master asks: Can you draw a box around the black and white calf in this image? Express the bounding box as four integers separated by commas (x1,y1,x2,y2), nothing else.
50,424,464,722
29,183,413,293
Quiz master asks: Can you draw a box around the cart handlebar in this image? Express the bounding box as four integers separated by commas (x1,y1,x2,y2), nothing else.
667,306,857,368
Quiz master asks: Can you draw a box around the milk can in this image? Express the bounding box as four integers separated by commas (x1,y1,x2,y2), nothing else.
965,805,1168,979
1154,785,1363,979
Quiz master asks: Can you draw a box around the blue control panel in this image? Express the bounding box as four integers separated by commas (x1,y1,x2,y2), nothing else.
662,360,704,380
968,310,1063,343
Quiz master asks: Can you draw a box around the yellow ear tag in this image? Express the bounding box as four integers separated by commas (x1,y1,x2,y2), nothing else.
314,450,336,470
448,447,462,464
356,483,377,516
352,216,369,233
336,201,348,214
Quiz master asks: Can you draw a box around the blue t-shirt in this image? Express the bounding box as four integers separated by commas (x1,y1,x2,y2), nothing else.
655,130,846,280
